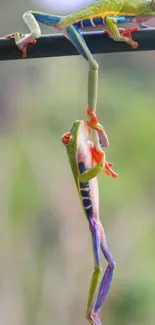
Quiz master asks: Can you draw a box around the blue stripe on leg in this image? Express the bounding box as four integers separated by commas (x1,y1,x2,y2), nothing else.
33,12,61,25
113,16,135,24
94,266,114,313
66,26,88,60
94,240,115,314
89,220,101,267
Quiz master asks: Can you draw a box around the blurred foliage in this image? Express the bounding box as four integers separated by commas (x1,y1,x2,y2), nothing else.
0,1,155,325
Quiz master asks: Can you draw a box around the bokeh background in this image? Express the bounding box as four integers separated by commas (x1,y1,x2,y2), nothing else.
0,1,155,325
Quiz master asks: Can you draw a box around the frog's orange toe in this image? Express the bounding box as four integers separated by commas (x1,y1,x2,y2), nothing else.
91,146,104,164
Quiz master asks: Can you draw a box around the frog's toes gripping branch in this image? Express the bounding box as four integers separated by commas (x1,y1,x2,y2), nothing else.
5,12,42,57
104,27,139,49
6,32,37,58
103,20,139,49
86,108,109,149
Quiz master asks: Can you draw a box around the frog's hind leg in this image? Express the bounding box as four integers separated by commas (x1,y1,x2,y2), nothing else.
86,219,102,325
66,26,99,111
86,220,115,325
92,223,115,325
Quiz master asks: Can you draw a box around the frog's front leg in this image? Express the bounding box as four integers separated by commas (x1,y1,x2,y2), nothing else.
105,17,139,48
6,11,62,58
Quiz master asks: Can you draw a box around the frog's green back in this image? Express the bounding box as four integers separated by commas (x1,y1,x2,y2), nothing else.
60,0,155,28
120,0,154,16
65,121,82,190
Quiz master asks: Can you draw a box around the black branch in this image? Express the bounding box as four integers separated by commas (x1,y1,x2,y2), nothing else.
0,29,155,61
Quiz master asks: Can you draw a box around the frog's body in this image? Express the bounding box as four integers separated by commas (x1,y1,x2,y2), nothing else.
62,111,118,325
31,11,149,32
79,160,98,221
58,0,154,28
66,120,100,223
75,16,135,29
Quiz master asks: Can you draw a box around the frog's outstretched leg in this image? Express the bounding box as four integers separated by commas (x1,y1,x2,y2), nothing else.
65,26,99,112
78,141,117,325
78,151,114,325
86,219,102,325
64,26,100,146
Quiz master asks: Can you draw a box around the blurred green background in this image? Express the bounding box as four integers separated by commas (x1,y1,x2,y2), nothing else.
0,1,155,325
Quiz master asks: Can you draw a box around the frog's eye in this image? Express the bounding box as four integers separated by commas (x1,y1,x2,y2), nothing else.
62,132,73,145
152,0,155,9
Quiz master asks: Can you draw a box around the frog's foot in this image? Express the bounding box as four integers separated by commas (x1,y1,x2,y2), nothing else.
87,108,109,147
5,32,37,58
118,27,139,48
5,32,24,40
119,27,139,42
104,27,139,49
87,307,102,325
87,108,100,128
105,161,118,178
91,145,105,165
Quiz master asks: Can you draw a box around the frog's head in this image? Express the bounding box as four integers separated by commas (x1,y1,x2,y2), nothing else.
62,120,88,154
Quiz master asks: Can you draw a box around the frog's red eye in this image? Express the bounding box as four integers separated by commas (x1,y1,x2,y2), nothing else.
62,132,73,145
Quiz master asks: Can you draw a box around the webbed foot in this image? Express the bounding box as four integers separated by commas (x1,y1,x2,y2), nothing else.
87,307,102,325
104,27,139,49
105,161,118,178
118,27,139,48
5,32,37,58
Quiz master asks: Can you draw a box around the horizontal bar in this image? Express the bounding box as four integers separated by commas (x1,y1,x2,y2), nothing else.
0,28,155,61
